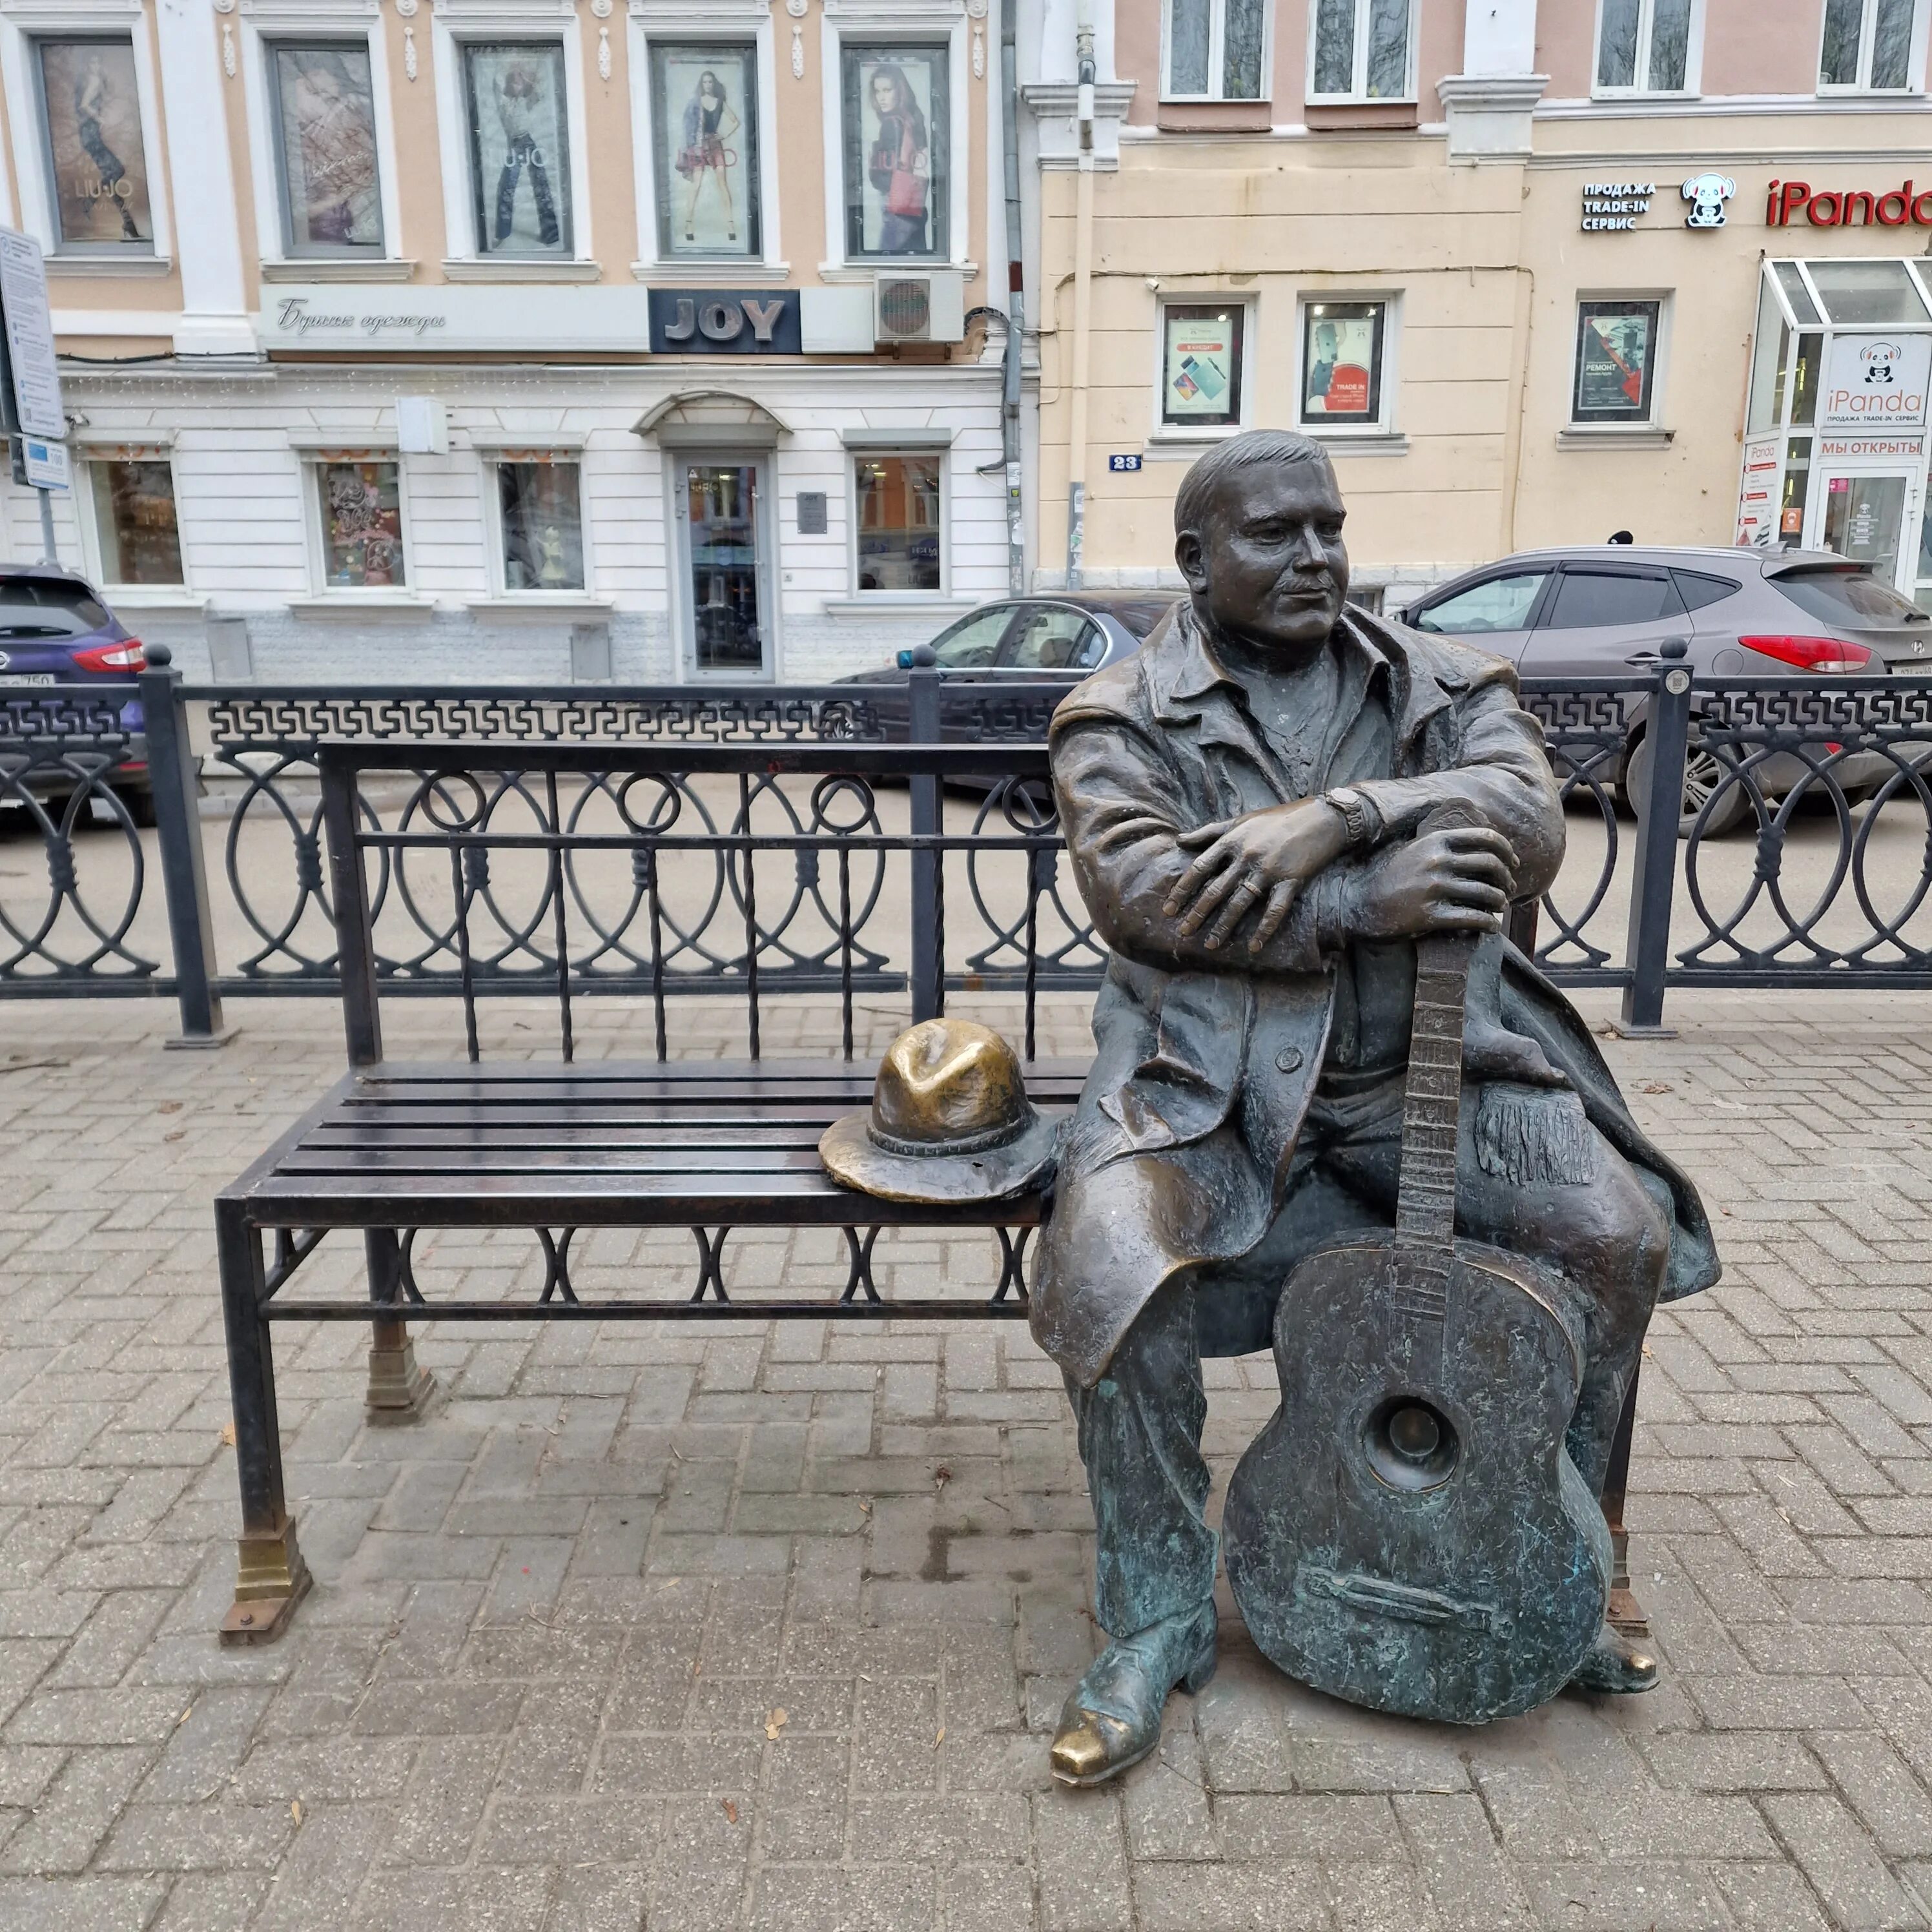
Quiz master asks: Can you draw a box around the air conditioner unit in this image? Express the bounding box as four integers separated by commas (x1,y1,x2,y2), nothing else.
873,269,965,345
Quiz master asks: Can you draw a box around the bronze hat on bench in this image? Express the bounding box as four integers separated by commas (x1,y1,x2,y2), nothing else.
820,1018,1060,1204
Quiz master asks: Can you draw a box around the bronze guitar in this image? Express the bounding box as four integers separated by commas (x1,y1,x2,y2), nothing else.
1221,819,1610,1725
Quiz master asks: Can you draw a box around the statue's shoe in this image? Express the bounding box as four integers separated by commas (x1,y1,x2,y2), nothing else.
1049,1602,1218,1789
1569,1621,1659,1695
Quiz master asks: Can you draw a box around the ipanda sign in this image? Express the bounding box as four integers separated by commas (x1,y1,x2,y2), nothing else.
1769,179,1932,227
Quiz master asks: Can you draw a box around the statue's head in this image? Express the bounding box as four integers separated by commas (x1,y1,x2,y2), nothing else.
1173,429,1349,659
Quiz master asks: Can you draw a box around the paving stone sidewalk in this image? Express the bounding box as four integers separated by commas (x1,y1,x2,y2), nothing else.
5,989,1932,1930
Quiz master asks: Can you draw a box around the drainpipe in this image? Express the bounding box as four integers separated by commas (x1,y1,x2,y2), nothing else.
1064,0,1096,589
1000,0,1025,595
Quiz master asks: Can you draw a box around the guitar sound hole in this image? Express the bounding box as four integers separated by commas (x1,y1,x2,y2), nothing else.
1364,1397,1459,1493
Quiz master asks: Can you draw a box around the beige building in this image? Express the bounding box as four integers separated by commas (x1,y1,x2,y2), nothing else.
0,0,1021,678
1025,0,1932,615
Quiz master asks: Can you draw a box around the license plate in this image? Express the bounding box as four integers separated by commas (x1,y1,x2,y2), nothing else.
1890,661,1932,676
0,674,56,686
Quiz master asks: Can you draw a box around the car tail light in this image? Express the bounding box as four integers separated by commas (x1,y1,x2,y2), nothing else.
72,639,145,672
1736,633,1874,673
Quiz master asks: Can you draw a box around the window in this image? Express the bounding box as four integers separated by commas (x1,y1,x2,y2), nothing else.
1595,0,1695,94
1299,300,1386,427
464,42,572,256
1544,569,1683,629
34,37,154,250
89,460,182,586
1820,0,1918,89
268,43,383,256
1413,571,1550,635
498,461,584,590
929,605,1011,666
1159,303,1245,429
316,461,405,588
841,45,947,259
1774,566,1926,629
1572,300,1663,425
1005,608,1104,670
1673,570,1742,613
1164,0,1266,99
649,44,760,260
1308,0,1412,100
854,453,941,592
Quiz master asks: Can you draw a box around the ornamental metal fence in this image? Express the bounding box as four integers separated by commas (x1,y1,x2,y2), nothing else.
3,639,1931,1045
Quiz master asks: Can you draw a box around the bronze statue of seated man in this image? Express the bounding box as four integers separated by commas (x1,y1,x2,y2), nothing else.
1036,429,1720,1787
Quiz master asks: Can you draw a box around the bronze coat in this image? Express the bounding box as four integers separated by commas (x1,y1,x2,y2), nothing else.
1034,603,1720,1390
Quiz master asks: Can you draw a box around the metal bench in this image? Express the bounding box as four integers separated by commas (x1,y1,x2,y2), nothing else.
213,736,1084,1642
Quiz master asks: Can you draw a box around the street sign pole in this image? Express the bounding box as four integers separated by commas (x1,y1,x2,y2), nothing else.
0,226,67,566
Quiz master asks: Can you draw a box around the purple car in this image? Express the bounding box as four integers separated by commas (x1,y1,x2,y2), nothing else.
0,565,151,823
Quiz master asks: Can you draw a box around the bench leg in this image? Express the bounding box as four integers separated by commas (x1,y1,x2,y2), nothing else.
1602,1361,1649,1640
218,1201,311,1645
364,1228,435,1425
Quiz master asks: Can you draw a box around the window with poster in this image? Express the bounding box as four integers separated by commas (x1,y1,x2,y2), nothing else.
462,41,573,256
648,42,761,260
32,36,155,252
1298,300,1386,429
1158,303,1246,430
267,41,384,256
1571,300,1663,425
841,44,947,260
312,459,407,590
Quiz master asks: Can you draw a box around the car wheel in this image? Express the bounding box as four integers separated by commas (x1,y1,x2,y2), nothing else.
1621,731,1750,839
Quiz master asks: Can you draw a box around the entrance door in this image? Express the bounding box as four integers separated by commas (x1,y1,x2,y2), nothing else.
680,458,772,678
1814,469,1915,594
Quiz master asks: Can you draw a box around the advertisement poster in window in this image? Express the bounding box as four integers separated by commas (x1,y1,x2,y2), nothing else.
1819,333,1932,431
272,45,382,254
1572,302,1660,424
843,46,946,258
320,462,404,588
1161,306,1243,427
1301,303,1382,423
651,45,759,258
36,39,153,247
464,43,571,255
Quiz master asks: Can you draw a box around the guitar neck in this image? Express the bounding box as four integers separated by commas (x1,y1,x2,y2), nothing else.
1393,929,1476,1290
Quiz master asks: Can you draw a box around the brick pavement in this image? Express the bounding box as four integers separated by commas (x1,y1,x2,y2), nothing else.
3,988,1932,1929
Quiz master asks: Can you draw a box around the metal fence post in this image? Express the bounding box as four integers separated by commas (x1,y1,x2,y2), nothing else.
139,644,231,1047
907,646,943,1022
1618,637,1691,1037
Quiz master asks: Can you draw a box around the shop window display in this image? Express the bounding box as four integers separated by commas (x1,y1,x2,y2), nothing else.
841,45,947,259
1160,304,1245,429
90,460,183,587
499,462,584,591
463,42,572,256
34,37,153,249
1571,301,1662,425
269,43,383,255
1299,301,1386,427
650,43,759,259
318,462,405,588
854,454,941,593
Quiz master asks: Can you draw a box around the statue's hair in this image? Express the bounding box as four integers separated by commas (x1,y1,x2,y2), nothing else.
1172,429,1334,545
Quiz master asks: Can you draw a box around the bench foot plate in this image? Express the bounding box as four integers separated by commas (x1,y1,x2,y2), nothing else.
365,1330,437,1426
220,1517,311,1647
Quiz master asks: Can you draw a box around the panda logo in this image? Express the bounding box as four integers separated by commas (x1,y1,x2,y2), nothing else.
1862,342,1902,385
1681,173,1736,229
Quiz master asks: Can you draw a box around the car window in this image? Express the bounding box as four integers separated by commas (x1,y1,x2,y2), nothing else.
0,578,109,639
1005,608,1105,671
1672,570,1742,613
929,606,1012,668
1773,567,1930,631
1412,571,1549,634
1543,569,1683,630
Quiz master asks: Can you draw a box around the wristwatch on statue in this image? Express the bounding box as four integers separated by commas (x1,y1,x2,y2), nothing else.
1324,785,1377,850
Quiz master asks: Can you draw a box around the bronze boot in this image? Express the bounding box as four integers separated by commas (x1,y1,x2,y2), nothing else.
1050,1602,1218,1788
1569,1620,1659,1694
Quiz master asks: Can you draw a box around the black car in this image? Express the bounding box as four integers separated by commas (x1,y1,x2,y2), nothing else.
836,593,1180,739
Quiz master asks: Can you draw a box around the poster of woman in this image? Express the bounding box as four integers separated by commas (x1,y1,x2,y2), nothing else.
37,39,153,247
650,45,759,258
464,43,572,255
843,46,947,258
272,45,382,253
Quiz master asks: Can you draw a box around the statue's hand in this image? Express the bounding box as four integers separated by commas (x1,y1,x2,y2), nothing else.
1349,827,1517,940
1162,799,1348,953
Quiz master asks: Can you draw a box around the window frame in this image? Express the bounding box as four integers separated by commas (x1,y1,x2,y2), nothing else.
488,452,593,596
1295,294,1398,437
242,18,402,270
1590,0,1705,99
1152,297,1252,439
1817,0,1927,94
1304,0,1416,106
847,447,949,599
1410,568,1557,637
79,450,186,593
1570,293,1671,431
1160,0,1272,103
301,451,413,597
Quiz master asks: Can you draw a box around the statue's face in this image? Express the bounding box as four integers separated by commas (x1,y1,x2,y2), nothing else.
1181,458,1349,656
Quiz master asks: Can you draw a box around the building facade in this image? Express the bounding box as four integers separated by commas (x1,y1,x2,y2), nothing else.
1025,0,1932,617
0,0,1019,678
